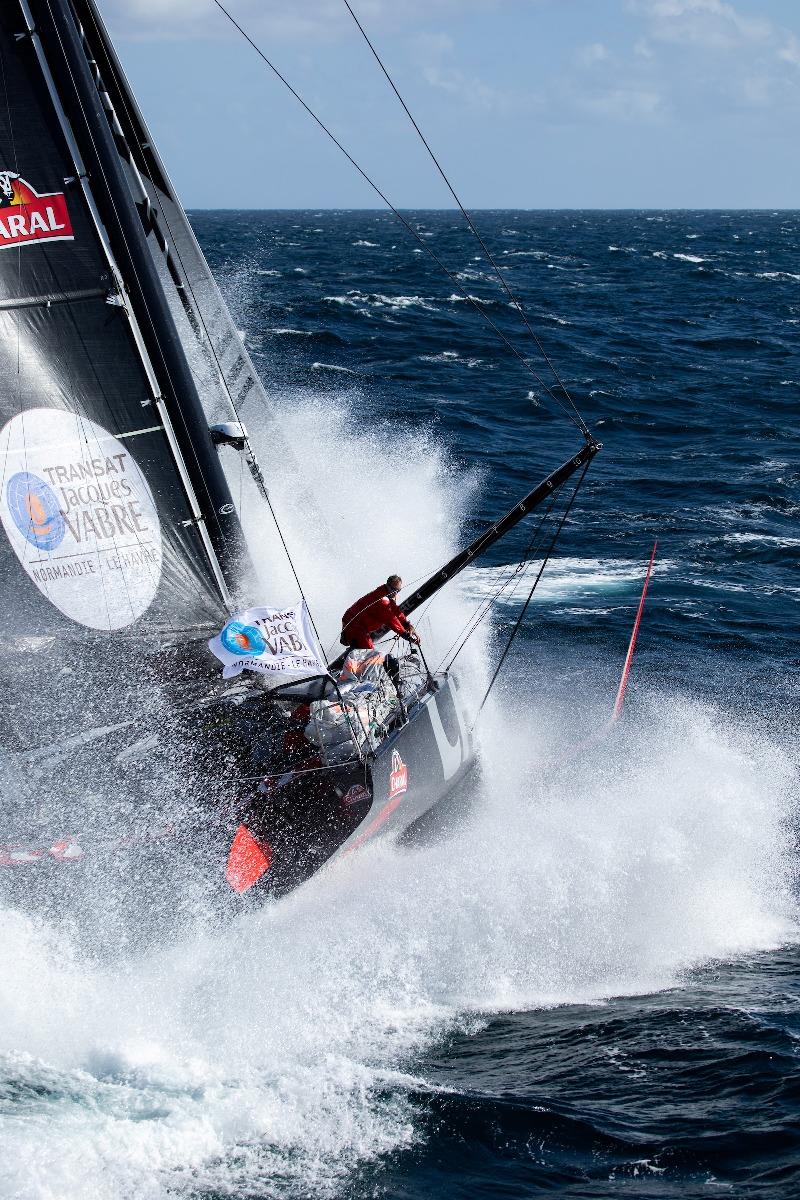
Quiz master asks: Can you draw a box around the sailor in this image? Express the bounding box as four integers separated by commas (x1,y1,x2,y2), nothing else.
340,574,420,651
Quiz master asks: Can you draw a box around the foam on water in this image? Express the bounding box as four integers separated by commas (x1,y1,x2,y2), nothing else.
1,390,798,1199
465,556,671,606
323,292,439,312
1,685,796,1199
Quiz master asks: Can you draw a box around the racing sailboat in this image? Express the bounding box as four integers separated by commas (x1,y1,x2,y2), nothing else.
0,0,599,903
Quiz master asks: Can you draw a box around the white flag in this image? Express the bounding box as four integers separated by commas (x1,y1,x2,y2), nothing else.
209,600,328,684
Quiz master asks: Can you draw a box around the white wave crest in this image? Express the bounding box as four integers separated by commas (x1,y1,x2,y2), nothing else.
463,556,669,604
311,362,357,374
1,686,795,1199
2,356,797,1200
324,291,439,312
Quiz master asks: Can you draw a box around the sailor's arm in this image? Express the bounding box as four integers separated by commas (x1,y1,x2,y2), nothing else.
391,609,420,644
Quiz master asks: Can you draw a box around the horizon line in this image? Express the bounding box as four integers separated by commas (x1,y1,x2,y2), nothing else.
184,205,800,213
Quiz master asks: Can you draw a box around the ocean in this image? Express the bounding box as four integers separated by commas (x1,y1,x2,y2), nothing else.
1,209,799,1198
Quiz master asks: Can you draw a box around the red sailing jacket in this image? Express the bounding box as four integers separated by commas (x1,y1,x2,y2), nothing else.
341,584,410,648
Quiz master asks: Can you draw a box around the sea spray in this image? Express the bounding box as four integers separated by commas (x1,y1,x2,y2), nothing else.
1,674,796,1199
3,387,798,1197
236,392,489,694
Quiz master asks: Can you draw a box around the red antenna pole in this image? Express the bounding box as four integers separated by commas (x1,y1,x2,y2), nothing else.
612,540,658,723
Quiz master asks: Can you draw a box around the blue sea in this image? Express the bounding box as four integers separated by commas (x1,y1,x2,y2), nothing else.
2,210,799,1199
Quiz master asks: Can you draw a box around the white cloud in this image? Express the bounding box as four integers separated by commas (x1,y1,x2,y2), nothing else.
742,75,772,105
623,0,800,117
579,86,663,120
576,42,610,67
414,31,456,61
105,0,353,41
422,64,516,112
778,35,800,68
628,0,773,50
103,0,500,42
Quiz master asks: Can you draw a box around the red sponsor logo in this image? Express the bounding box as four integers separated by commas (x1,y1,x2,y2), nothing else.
0,171,73,250
342,783,371,807
389,749,408,799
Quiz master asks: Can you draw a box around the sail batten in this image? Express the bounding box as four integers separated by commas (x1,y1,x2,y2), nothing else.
0,286,109,310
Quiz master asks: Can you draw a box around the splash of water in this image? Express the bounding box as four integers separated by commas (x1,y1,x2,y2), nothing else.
1,393,797,1199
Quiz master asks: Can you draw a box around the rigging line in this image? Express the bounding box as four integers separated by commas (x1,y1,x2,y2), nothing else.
209,0,585,436
341,0,588,439
473,458,591,724
260,487,325,651
239,433,324,646
323,530,533,660
437,487,563,672
436,565,520,673
419,496,551,651
191,759,365,786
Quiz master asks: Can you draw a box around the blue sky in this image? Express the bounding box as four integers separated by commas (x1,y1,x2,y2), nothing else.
105,1,800,208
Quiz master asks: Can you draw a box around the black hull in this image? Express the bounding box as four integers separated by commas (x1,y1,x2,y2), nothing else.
0,670,475,929
237,671,474,899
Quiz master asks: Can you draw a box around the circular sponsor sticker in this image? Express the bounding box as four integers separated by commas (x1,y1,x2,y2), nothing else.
0,408,163,630
220,620,266,656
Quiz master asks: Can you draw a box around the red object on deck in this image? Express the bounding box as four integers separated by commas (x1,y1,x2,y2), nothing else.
225,824,273,893
341,585,410,649
612,540,658,722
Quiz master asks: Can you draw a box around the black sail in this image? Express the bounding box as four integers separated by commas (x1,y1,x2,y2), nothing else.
0,3,239,638
0,0,258,780
76,0,273,421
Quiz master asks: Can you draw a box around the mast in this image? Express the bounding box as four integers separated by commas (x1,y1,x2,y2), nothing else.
69,0,274,427
28,0,251,599
70,0,323,549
